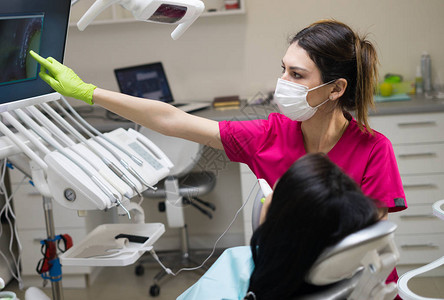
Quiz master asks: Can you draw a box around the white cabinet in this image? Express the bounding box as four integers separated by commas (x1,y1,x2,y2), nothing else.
8,168,94,288
370,112,444,276
68,0,246,27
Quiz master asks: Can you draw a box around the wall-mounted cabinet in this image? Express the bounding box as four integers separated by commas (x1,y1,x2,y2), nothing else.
68,0,246,27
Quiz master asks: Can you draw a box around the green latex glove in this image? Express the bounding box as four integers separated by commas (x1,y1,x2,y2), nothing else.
29,50,96,105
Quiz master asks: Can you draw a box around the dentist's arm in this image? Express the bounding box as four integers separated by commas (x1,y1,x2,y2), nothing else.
29,51,223,149
93,88,223,149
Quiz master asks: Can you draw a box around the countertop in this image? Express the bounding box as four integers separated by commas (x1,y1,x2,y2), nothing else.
77,94,444,132
182,94,444,121
370,94,444,116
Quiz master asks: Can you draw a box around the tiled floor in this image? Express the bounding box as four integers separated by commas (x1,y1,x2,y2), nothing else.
5,250,216,300
6,263,202,300
5,262,444,299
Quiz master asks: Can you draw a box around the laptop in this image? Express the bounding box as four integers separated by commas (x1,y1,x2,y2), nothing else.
114,62,210,113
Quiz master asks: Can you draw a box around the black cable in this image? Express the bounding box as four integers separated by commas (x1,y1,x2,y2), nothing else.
183,197,212,219
193,197,216,211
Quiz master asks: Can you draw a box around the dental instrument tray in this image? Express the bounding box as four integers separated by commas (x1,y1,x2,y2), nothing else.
60,223,165,266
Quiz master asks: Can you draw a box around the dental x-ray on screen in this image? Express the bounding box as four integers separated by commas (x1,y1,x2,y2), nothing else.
0,15,43,86
0,0,71,108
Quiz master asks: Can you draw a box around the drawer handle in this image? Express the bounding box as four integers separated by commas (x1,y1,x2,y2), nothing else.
398,152,436,159
403,184,436,189
397,121,437,127
400,214,436,219
401,243,438,249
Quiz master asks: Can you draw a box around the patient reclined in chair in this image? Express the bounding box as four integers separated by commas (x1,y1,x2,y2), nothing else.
178,221,398,300
177,154,400,300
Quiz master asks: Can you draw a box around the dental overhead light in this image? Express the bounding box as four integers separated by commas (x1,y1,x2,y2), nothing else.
77,0,205,40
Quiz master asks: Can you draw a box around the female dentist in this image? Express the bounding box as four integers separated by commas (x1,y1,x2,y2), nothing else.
30,19,407,290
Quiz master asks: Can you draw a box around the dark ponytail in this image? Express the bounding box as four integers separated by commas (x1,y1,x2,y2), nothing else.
291,19,379,134
354,34,378,134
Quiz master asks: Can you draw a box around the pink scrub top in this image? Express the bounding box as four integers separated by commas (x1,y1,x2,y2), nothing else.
219,113,407,289
219,113,407,212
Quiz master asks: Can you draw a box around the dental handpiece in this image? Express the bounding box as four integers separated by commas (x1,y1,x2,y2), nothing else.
118,157,157,191
59,96,143,166
14,108,121,206
26,105,135,200
53,101,152,192
102,156,141,198
0,113,48,171
40,103,141,198
97,136,154,193
91,175,130,219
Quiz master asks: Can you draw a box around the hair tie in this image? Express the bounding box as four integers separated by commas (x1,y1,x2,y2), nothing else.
244,291,257,300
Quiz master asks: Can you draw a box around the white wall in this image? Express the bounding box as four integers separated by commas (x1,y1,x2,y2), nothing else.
65,0,444,105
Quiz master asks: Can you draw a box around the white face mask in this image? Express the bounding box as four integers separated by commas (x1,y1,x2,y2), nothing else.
274,78,335,121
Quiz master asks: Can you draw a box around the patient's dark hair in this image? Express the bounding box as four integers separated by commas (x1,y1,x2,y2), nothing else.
246,153,379,300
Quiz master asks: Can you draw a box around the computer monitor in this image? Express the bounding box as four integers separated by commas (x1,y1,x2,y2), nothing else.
114,62,174,103
0,0,71,111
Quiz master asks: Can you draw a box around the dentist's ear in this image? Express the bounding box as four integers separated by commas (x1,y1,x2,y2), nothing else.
329,78,347,101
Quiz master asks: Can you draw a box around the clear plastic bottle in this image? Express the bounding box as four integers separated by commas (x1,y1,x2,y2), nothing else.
415,65,423,94
421,52,432,93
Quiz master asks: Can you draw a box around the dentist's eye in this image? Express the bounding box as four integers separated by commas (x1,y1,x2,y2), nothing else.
289,72,302,79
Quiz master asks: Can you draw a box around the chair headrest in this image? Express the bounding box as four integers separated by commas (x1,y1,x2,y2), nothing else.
306,221,397,285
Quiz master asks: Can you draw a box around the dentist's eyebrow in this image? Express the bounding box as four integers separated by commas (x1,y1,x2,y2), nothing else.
281,60,308,72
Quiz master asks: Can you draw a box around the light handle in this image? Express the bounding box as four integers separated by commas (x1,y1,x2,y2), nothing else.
77,0,120,31
170,0,204,40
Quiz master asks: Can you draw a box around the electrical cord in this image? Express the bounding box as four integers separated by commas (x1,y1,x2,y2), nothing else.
0,159,26,289
0,160,24,286
149,180,258,276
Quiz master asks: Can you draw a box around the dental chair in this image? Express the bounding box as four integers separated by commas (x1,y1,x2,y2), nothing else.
136,127,217,297
251,189,400,300
397,199,444,300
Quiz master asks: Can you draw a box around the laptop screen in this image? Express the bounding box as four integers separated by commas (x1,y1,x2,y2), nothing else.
114,62,174,103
